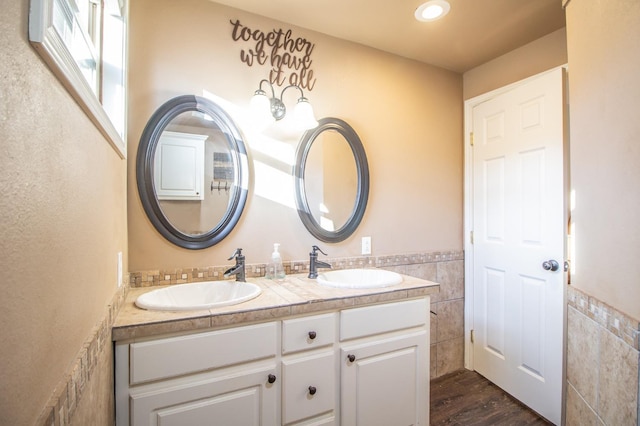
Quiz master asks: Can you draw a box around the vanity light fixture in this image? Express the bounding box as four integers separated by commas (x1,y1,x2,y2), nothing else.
250,79,318,130
415,0,450,22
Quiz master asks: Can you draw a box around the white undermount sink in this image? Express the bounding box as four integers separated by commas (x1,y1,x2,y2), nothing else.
134,281,262,311
316,268,403,289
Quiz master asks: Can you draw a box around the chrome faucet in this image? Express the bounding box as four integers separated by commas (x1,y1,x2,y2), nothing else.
309,245,331,279
224,248,246,282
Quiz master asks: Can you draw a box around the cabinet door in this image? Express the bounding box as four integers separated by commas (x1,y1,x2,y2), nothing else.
154,131,206,200
129,364,278,426
282,352,335,425
341,331,428,426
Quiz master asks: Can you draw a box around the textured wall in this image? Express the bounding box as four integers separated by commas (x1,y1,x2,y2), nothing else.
0,1,128,424
565,0,640,321
563,0,640,423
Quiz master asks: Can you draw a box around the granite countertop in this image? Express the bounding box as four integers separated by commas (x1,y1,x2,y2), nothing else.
112,273,439,342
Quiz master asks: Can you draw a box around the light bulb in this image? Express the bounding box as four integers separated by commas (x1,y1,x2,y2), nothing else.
422,5,443,20
415,0,450,22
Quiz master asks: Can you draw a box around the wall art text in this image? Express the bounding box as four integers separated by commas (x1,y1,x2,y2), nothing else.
230,19,317,90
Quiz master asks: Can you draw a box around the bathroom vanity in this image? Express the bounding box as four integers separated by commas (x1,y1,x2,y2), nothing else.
113,273,439,425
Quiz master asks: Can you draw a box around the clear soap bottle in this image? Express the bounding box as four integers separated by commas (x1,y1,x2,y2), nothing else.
267,243,286,281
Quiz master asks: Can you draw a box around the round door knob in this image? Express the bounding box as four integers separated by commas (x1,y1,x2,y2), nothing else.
267,374,276,384
542,260,560,271
347,354,356,362
308,331,317,340
308,386,317,395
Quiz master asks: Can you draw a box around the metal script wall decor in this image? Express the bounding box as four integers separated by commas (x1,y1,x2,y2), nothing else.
230,19,317,91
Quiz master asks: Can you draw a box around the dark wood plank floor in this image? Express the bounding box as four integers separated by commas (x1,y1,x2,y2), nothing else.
430,369,552,425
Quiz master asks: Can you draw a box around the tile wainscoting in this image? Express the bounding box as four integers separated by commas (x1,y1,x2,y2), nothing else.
566,285,640,425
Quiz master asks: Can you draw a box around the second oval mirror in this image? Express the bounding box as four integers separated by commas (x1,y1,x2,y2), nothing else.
294,117,369,243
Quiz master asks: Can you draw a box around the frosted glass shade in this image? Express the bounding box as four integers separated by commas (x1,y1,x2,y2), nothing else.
250,91,275,127
293,98,318,130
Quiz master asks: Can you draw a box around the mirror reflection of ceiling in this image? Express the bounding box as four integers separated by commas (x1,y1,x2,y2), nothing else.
212,0,565,73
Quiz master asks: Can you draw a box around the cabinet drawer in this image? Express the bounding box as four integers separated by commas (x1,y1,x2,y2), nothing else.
130,322,277,384
340,298,428,341
282,313,336,354
282,352,335,424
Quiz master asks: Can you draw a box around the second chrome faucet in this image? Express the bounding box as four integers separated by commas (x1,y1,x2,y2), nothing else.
309,245,331,279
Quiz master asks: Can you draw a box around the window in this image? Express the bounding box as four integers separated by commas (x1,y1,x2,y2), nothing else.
29,0,127,158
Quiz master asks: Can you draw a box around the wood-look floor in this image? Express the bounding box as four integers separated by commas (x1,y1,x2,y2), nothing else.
430,369,552,425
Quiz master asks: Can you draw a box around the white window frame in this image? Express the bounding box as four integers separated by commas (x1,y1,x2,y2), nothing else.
29,0,127,158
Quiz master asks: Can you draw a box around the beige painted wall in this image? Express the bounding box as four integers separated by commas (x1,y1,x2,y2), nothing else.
128,0,463,270
463,28,567,100
565,0,640,320
0,1,128,424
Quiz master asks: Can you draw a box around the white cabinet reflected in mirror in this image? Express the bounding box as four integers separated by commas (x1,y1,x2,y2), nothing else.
154,131,207,202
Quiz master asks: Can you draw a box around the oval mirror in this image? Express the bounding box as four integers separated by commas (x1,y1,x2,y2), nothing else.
294,117,369,243
137,95,249,249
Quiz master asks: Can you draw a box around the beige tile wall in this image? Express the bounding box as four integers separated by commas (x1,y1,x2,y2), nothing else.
566,286,640,425
386,258,465,378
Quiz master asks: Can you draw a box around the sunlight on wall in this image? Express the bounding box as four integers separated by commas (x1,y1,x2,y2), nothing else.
569,189,576,275
202,90,300,209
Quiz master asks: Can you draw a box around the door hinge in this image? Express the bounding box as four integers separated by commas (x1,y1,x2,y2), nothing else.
470,132,474,146
470,329,474,344
470,230,474,244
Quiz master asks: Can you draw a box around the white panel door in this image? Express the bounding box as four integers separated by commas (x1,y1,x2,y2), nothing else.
471,68,566,424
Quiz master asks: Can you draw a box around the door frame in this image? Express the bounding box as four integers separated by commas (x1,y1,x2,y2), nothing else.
463,66,570,374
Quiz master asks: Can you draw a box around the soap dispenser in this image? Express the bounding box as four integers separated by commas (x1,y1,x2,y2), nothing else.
266,243,286,281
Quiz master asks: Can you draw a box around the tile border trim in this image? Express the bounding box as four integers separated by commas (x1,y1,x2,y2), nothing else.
567,285,640,351
129,250,464,288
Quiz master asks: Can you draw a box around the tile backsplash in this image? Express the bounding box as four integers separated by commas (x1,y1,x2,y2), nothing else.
129,250,463,287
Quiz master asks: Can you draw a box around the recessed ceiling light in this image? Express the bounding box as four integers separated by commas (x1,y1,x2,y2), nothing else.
415,0,450,22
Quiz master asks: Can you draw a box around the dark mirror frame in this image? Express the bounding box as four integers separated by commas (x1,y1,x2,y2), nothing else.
136,95,249,249
294,117,369,243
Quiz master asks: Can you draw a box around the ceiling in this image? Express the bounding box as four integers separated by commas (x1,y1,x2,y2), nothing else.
213,0,566,73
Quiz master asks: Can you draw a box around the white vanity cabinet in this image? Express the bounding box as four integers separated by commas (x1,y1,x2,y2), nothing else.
115,296,431,426
115,322,279,425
